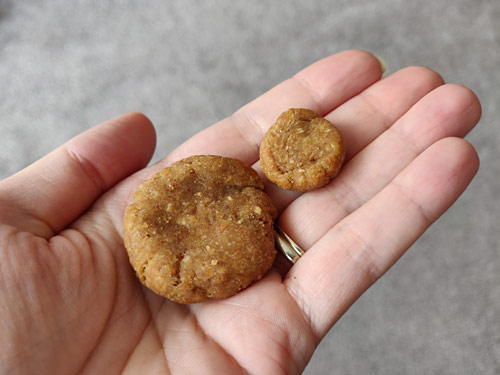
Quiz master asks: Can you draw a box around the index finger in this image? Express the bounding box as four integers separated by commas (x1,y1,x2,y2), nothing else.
165,50,383,166
91,50,383,240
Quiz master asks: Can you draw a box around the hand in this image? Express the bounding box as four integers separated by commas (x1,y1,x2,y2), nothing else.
0,50,481,374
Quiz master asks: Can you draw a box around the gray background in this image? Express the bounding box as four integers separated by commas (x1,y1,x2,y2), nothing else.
1,1,498,374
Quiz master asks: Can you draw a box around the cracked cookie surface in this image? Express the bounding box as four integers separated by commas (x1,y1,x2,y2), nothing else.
260,108,345,191
123,155,277,304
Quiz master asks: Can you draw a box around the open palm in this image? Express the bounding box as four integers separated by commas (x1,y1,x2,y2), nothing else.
0,51,481,375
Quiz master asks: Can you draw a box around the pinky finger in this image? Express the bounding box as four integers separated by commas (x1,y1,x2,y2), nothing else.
284,137,479,341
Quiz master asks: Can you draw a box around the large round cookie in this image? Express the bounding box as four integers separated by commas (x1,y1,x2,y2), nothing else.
260,108,345,191
124,155,277,304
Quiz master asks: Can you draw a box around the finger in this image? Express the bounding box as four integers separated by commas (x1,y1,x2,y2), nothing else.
0,113,156,238
79,51,384,240
261,66,446,211
164,50,383,166
285,137,480,340
328,66,444,160
280,84,481,249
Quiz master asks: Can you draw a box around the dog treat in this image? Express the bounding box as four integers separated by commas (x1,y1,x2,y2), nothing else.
123,155,277,304
260,108,345,191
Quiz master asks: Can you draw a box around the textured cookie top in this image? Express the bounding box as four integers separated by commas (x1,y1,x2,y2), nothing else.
123,155,277,304
260,108,345,191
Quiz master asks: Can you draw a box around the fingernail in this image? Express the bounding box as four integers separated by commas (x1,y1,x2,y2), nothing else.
375,55,387,74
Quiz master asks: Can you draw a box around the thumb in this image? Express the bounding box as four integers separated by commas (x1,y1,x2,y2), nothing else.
0,113,156,238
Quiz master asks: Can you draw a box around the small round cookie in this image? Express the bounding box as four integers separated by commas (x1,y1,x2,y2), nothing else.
260,108,345,191
123,155,277,304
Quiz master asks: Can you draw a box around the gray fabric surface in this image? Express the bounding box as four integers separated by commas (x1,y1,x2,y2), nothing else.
1,1,499,374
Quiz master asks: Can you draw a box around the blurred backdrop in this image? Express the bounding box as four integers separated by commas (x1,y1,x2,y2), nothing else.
1,1,498,374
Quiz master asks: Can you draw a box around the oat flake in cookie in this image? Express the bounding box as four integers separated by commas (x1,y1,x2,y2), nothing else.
260,108,345,191
123,155,277,304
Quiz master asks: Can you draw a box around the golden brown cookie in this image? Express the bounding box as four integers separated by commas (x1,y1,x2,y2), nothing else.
123,155,277,304
260,108,345,191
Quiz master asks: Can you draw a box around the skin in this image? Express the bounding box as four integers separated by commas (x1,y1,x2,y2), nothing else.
0,50,481,375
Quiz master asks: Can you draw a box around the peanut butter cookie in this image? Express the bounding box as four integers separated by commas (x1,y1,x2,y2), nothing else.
123,155,277,304
260,108,345,191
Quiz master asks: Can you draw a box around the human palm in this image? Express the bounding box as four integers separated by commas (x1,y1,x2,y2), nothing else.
0,51,481,375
